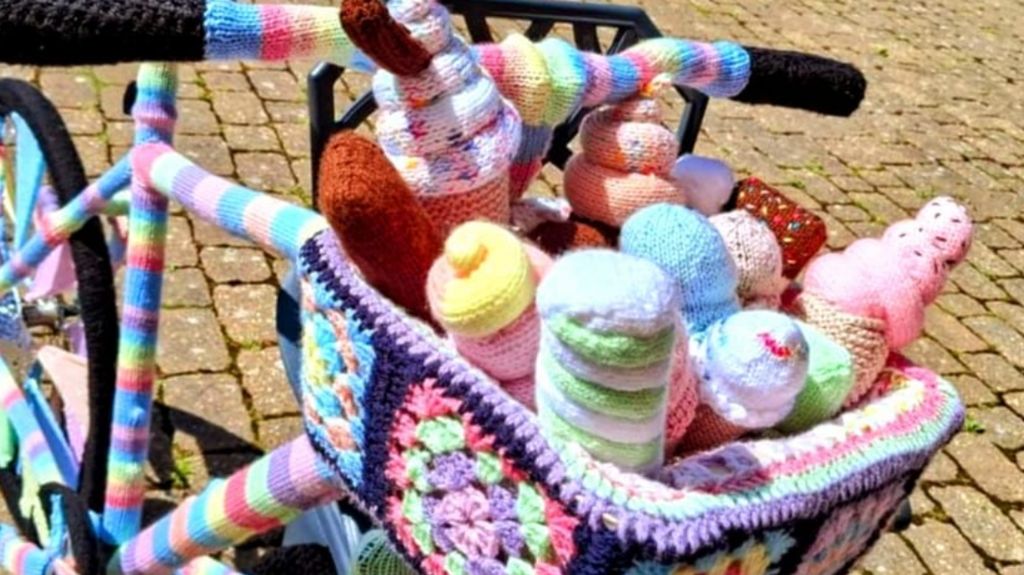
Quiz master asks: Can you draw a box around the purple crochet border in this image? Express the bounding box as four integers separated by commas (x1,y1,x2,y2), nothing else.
299,230,961,563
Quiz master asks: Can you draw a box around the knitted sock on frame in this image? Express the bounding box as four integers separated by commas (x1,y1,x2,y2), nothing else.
427,221,549,408
317,131,442,322
535,249,680,473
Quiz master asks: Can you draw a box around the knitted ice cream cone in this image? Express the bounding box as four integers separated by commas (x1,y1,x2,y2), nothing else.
776,321,854,433
341,0,522,236
677,310,809,453
318,131,442,321
710,210,787,309
427,222,549,407
535,250,680,473
672,154,736,217
800,196,973,405
564,94,687,228
734,177,827,279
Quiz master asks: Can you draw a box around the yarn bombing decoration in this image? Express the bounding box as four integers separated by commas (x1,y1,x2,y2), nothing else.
341,0,522,236
627,531,795,575
384,379,578,575
734,178,827,279
710,210,787,309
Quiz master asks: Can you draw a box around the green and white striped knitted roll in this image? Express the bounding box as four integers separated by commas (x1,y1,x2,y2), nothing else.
535,250,681,473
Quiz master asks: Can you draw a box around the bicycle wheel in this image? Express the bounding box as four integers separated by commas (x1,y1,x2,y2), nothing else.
0,78,119,516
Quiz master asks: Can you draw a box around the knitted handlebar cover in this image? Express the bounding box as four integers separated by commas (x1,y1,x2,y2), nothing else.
109,437,343,575
296,227,963,574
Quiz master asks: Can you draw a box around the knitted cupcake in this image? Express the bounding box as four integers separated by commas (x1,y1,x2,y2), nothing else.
776,322,854,433
734,177,828,279
427,222,550,408
341,0,522,236
318,131,442,322
621,204,809,452
710,210,787,309
798,196,973,405
563,93,687,228
672,155,736,216
680,311,809,452
535,250,680,473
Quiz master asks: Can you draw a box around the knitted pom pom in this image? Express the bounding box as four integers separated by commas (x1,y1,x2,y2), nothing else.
620,204,740,334
317,131,442,322
563,96,687,227
536,249,681,472
672,155,735,216
734,177,827,279
777,322,854,433
710,210,787,309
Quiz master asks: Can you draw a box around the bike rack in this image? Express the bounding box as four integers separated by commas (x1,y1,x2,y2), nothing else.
306,0,710,205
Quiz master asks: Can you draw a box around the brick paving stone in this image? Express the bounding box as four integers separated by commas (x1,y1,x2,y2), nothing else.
952,264,1011,301
61,107,104,135
165,216,199,269
1000,566,1024,575
856,533,927,575
1000,279,1024,304
199,247,272,284
849,192,908,224
937,293,990,318
275,123,309,158
967,242,1020,279
258,417,304,451
223,125,281,153
176,135,235,177
962,354,1024,393
946,433,1024,503
72,135,109,177
247,70,303,101
1007,394,1024,420
264,101,308,124
213,284,278,346
922,450,960,482
157,309,231,375
964,317,1024,368
903,337,966,375
39,71,96,108
235,152,296,192
162,268,212,308
952,375,1000,407
979,223,1023,249
1000,250,1024,274
930,485,1024,562
826,203,870,223
905,520,996,575
105,121,134,146
988,302,1024,339
926,306,989,353
910,485,937,517
237,347,296,419
211,90,269,125
176,99,220,135
200,71,249,92
997,220,1024,245
163,373,255,453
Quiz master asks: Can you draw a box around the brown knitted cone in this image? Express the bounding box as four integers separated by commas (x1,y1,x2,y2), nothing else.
791,293,889,407
527,215,618,256
340,0,432,75
318,131,442,321
676,404,748,455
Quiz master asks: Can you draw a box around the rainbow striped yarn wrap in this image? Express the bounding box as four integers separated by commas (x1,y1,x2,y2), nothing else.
477,35,750,196
102,63,179,544
0,525,76,575
109,437,343,575
0,361,63,489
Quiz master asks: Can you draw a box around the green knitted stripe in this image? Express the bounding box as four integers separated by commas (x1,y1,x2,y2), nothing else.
541,351,664,420
546,315,674,369
539,406,660,469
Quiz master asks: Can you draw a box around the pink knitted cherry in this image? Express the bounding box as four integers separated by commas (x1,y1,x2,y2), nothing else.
563,94,687,227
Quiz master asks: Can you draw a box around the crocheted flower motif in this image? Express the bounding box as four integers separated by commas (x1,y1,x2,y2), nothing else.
300,280,377,487
794,483,906,575
627,531,795,575
386,379,578,574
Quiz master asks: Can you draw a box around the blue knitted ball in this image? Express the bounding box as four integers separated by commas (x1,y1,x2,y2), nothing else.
620,203,740,333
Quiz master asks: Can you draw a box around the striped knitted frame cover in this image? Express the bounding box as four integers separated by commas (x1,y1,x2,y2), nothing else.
297,229,963,574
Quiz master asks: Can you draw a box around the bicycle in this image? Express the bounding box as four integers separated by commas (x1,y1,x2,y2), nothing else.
0,0,955,574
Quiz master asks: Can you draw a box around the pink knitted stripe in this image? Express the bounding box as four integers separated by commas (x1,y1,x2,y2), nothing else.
259,6,296,61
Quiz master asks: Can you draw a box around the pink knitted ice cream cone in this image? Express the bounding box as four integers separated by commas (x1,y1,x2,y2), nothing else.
344,0,522,237
563,93,687,228
800,196,973,405
427,222,550,408
710,210,788,309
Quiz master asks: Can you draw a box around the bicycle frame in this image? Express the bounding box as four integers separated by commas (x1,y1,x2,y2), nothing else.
0,1,876,573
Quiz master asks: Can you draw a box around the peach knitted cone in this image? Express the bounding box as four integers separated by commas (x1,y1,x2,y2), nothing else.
800,196,973,405
427,222,550,408
317,131,442,322
341,0,522,237
563,93,687,228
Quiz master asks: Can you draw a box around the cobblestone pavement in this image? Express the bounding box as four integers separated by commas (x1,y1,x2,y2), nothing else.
2,0,1024,572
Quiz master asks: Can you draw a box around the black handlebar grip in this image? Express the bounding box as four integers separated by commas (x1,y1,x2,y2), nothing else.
0,0,206,66
733,46,868,117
